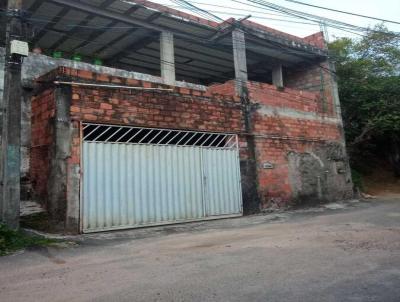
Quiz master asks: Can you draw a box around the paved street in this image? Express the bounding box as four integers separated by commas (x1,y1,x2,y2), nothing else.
1,197,400,302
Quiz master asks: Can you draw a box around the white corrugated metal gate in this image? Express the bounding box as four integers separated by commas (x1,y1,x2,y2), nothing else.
81,123,243,233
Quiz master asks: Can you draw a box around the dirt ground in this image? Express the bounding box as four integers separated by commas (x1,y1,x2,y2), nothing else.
1,196,400,302
363,168,400,196
357,160,400,197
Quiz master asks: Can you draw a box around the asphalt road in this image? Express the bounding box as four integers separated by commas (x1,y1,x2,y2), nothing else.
1,197,400,302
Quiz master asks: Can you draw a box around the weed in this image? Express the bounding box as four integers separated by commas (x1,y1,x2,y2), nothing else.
0,223,57,256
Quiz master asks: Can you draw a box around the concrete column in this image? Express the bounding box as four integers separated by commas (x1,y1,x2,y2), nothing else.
20,88,32,201
1,0,25,228
160,31,175,86
0,48,5,124
272,64,283,88
232,29,248,95
48,85,72,229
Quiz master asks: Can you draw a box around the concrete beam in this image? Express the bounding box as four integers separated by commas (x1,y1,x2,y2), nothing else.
272,64,283,88
242,26,327,57
107,36,156,65
160,31,175,86
48,0,204,43
232,29,248,95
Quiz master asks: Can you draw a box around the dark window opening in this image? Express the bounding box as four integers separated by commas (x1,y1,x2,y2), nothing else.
248,69,273,85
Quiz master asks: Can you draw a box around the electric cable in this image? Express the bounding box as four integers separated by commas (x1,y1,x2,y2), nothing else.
283,0,400,25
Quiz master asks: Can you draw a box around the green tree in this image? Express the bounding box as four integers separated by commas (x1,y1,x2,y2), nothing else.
329,25,400,176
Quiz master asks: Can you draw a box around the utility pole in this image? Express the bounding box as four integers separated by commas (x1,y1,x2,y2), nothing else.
0,0,26,229
319,22,343,123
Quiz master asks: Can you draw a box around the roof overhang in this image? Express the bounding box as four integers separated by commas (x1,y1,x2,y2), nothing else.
1,0,328,84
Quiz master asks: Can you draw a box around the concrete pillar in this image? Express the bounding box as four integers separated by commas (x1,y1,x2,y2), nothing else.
160,31,175,86
0,48,5,123
272,64,283,88
48,85,72,229
20,88,32,200
232,29,248,95
1,0,25,228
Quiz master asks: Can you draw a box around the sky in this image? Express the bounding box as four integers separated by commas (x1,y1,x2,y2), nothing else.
149,0,400,40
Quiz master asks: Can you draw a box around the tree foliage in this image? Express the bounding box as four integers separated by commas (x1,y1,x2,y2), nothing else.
329,26,400,175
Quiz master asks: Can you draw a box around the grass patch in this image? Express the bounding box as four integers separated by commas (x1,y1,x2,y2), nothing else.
0,223,58,256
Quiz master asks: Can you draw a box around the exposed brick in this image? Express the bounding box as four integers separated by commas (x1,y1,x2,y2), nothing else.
100,103,113,110
32,65,345,213
78,70,93,80
83,114,97,121
70,106,81,113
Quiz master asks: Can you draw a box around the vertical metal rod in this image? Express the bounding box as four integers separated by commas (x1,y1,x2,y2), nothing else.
79,121,84,233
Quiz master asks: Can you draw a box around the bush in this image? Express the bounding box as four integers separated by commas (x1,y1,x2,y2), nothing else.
351,169,364,191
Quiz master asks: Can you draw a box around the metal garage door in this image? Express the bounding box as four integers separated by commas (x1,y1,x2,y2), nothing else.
81,123,242,233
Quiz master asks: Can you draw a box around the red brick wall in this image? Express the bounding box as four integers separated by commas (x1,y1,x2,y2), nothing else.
66,85,244,175
249,72,342,207
59,69,245,204
66,68,341,204
31,66,347,218
253,111,342,207
207,80,237,99
30,89,55,205
70,87,243,132
248,81,320,113
303,32,326,49
284,63,335,116
256,138,326,207
253,114,341,141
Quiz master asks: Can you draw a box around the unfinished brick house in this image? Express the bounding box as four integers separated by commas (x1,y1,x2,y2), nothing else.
1,0,353,233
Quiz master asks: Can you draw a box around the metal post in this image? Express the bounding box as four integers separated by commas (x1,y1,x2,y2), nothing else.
0,0,24,229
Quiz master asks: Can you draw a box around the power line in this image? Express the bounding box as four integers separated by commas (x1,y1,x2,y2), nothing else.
241,0,400,37
23,7,320,28
180,0,393,38
12,2,395,40
166,5,320,26
175,0,301,19
284,0,400,25
171,0,224,22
